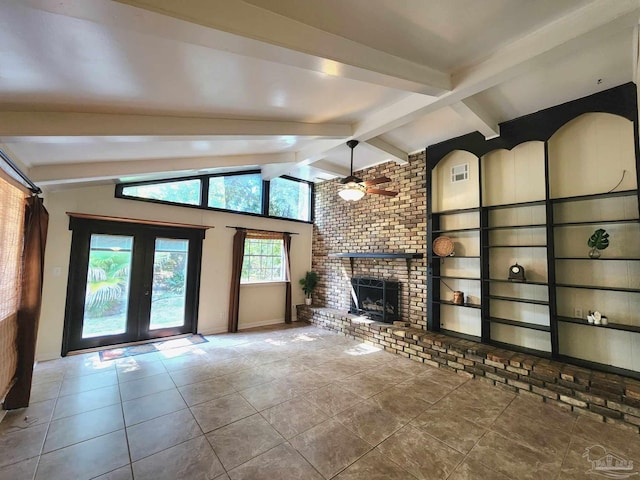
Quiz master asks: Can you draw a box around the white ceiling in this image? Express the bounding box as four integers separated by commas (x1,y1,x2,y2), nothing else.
0,0,638,189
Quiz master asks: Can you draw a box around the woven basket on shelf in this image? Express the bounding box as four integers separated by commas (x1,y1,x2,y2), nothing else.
433,236,454,257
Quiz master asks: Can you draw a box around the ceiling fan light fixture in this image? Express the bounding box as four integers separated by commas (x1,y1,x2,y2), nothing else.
339,182,365,201
337,139,396,201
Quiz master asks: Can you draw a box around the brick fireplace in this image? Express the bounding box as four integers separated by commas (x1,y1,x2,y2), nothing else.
312,151,427,328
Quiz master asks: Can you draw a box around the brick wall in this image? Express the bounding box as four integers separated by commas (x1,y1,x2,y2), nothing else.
298,306,640,434
312,152,427,328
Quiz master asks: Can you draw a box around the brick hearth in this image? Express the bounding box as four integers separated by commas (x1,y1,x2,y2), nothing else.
297,306,640,433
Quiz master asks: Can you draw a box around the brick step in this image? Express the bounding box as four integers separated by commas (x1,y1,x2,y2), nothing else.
298,305,640,434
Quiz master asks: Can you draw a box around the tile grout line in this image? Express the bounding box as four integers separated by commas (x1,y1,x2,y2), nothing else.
116,372,136,479
30,375,63,480
552,414,582,480
444,393,520,480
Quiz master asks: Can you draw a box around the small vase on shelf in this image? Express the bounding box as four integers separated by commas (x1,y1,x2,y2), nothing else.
588,247,601,259
304,297,312,306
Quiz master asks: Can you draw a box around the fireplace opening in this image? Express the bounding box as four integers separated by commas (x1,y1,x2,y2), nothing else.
350,277,399,323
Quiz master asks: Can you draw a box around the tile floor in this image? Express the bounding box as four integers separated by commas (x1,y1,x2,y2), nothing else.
1,322,639,480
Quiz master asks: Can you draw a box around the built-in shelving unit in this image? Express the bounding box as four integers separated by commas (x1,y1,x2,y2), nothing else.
488,316,551,332
434,275,482,281
434,300,482,309
556,316,640,333
484,245,548,248
488,295,549,306
433,227,480,234
485,279,549,286
484,224,547,231
427,82,640,377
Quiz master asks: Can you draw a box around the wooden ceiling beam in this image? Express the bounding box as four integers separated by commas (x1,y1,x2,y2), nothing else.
30,153,294,184
0,112,351,138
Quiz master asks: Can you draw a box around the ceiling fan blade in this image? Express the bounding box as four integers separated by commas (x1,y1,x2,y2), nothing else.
341,175,363,184
362,177,391,187
366,188,398,197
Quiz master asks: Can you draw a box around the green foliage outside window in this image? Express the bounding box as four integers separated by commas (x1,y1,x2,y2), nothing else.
209,174,262,214
121,179,200,205
84,235,133,317
269,177,310,221
241,239,284,283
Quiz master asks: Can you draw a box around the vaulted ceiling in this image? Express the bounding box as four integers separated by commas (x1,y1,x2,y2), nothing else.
1,0,638,189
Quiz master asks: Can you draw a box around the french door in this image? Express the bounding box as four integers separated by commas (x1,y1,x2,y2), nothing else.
62,217,204,355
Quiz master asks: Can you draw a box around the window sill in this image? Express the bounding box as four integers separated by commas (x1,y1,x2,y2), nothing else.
240,281,287,287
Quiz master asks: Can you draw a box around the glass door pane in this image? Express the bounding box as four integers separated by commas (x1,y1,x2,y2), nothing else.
149,238,189,330
82,234,133,338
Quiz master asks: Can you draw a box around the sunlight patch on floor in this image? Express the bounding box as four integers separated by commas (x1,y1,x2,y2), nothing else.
81,355,113,371
159,346,208,359
344,343,382,356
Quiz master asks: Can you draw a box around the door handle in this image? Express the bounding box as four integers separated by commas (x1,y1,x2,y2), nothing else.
144,289,150,296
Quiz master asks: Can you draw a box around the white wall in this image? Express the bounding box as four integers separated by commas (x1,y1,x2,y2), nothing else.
36,185,312,360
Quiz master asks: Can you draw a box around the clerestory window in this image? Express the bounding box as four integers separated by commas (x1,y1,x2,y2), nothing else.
116,172,313,223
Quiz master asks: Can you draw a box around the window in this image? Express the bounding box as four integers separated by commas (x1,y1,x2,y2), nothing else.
121,179,201,205
241,238,285,283
116,171,313,223
269,177,311,221
208,173,262,214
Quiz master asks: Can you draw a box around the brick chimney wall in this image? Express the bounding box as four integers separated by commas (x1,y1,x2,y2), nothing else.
311,151,427,329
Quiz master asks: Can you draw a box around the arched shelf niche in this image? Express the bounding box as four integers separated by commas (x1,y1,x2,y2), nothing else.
548,112,637,199
431,149,479,213
481,141,546,207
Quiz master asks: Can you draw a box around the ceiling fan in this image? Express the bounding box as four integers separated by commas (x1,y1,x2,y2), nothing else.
338,140,398,201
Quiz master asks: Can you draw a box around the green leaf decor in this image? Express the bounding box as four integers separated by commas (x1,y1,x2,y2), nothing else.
587,228,609,250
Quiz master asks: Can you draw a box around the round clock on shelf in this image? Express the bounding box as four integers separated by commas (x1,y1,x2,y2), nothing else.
508,263,526,282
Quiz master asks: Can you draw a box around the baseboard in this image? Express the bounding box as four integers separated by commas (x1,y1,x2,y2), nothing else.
35,352,61,362
238,318,285,330
199,326,229,336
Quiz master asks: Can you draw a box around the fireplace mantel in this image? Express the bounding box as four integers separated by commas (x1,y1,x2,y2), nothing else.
328,252,423,259
328,252,424,273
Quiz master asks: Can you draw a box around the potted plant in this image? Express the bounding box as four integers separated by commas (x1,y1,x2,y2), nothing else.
299,270,319,305
588,228,609,259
